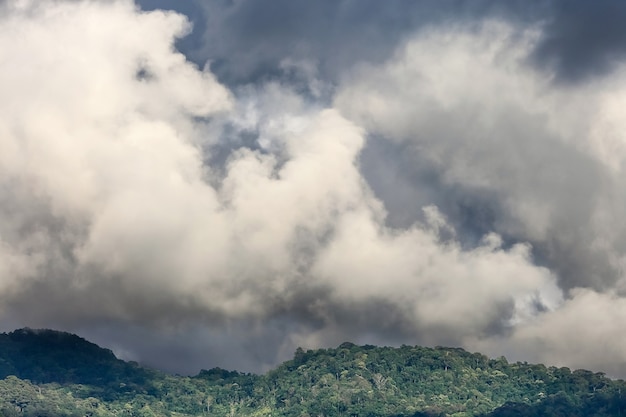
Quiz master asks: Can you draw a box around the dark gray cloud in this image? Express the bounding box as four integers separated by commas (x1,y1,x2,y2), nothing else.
138,0,544,86
532,0,626,83
138,0,626,86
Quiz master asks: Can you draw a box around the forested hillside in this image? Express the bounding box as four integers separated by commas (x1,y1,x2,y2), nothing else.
0,329,624,417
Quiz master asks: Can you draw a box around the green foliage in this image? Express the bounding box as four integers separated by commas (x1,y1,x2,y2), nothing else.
0,328,625,417
0,329,154,388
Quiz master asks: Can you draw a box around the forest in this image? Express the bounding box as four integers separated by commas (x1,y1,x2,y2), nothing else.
0,328,624,417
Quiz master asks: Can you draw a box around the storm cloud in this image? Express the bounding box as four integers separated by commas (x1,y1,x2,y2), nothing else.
2,0,626,376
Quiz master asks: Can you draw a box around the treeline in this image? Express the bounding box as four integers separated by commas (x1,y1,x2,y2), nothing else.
0,329,625,417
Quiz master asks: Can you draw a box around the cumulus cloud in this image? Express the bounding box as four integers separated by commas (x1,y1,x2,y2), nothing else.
3,0,626,377
0,0,231,321
0,0,569,373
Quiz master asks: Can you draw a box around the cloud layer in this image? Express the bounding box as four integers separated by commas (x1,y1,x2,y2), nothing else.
2,0,626,376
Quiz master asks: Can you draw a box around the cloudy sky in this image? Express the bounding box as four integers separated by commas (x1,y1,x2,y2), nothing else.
2,0,626,376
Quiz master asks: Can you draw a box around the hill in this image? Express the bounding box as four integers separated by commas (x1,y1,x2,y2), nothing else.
0,328,152,387
0,329,624,417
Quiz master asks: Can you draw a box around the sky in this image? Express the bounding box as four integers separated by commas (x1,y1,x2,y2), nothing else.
2,0,626,376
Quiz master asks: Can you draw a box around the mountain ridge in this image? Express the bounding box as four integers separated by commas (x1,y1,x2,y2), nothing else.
0,328,624,417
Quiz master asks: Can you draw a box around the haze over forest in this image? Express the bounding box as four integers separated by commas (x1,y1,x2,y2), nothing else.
2,0,626,376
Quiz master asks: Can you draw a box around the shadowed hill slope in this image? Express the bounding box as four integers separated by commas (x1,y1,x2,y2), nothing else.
0,328,153,387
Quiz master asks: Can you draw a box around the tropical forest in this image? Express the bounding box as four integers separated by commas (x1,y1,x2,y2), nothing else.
0,329,623,417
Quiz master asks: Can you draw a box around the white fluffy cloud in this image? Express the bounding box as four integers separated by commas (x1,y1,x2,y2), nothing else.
0,0,232,317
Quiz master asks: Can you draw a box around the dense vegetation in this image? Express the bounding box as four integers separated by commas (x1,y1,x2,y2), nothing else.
0,329,625,417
